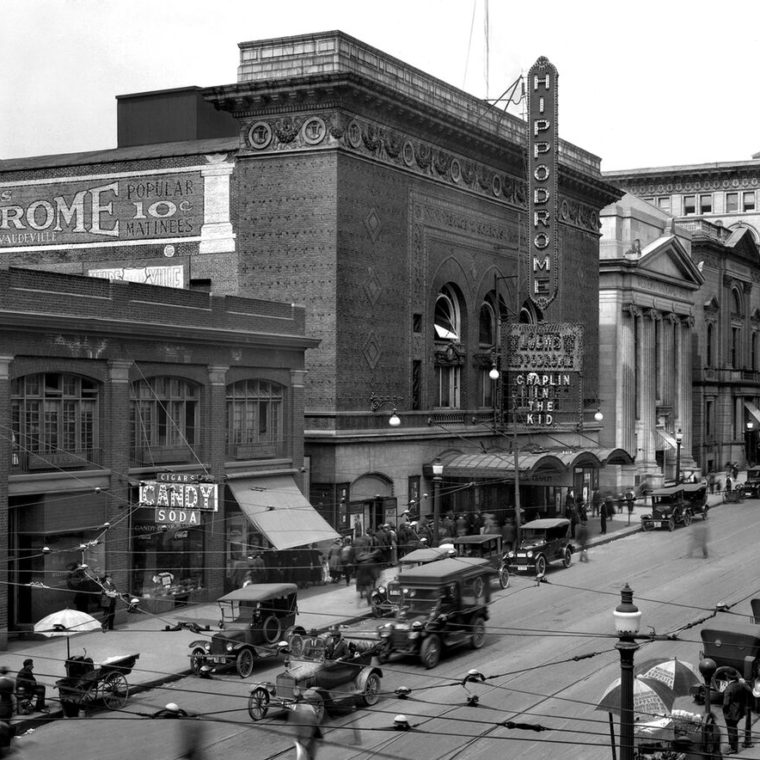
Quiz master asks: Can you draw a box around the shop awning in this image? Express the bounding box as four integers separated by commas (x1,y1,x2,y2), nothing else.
745,400,760,427
656,429,678,449
228,475,339,550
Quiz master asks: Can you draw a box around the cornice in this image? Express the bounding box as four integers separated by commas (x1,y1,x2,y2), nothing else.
235,107,604,235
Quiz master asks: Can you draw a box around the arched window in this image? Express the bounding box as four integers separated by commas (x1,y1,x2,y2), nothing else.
131,377,199,464
478,298,498,408
227,379,285,459
433,285,464,408
11,373,99,469
519,299,543,324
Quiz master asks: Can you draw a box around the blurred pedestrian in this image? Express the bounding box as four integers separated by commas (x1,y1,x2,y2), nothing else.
340,539,354,586
726,475,733,493
600,501,607,535
327,539,343,583
501,518,516,552
689,520,709,559
575,521,589,562
290,694,323,760
591,488,601,517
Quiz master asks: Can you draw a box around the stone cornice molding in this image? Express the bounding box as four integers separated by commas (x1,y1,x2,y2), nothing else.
238,110,603,234
623,303,642,318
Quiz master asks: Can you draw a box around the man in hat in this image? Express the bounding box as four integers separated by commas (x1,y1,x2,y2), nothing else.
722,670,753,754
16,658,47,712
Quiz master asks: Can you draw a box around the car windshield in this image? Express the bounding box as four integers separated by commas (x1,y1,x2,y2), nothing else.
397,586,441,616
220,600,258,626
300,638,327,662
519,530,547,547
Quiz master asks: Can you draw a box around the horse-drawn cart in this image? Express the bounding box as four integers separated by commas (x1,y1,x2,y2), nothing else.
55,653,140,715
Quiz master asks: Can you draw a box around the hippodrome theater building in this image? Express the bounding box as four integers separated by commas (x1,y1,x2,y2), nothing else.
0,33,632,623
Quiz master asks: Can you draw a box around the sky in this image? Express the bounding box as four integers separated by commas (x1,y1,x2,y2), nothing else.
3,0,760,172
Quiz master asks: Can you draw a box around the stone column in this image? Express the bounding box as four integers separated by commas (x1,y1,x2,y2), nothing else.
291,369,307,489
636,309,658,471
678,316,696,470
662,314,678,413
200,156,236,253
106,360,132,597
206,366,229,596
0,355,13,647
619,306,637,455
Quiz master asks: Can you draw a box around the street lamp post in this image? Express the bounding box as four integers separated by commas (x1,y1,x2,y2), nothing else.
675,429,683,484
613,583,642,760
747,422,755,466
432,458,443,547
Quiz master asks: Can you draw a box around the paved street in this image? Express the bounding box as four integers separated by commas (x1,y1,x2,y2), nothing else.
10,490,760,759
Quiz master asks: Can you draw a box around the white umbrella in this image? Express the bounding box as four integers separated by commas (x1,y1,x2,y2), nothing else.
34,608,103,658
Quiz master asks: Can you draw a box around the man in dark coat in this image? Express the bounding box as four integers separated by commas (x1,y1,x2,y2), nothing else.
16,658,47,711
722,671,752,754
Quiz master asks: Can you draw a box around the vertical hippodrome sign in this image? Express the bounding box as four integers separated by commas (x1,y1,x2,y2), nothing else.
527,56,559,311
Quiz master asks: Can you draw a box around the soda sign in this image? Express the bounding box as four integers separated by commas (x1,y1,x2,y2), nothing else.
155,508,200,526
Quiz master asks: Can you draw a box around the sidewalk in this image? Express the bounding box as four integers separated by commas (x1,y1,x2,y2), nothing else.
3,491,727,734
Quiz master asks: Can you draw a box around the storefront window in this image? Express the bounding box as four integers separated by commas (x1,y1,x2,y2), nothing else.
131,511,204,601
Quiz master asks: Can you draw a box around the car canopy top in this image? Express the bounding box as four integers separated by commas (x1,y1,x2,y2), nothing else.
650,486,684,497
397,557,493,585
400,547,452,565
681,483,706,493
453,535,502,546
218,583,298,603
520,518,571,531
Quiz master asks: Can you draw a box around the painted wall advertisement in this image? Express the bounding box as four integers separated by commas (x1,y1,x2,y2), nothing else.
502,323,583,428
0,171,203,247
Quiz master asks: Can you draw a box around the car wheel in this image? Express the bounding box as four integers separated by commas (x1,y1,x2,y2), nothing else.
420,635,442,669
562,547,572,568
683,510,693,527
498,564,510,589
236,648,255,678
642,520,653,531
361,672,381,706
535,554,547,577
190,647,205,675
667,517,675,532
470,617,486,649
248,687,269,721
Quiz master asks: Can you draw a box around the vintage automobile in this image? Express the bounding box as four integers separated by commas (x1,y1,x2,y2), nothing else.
188,584,303,678
742,467,760,498
361,557,495,669
452,534,510,588
505,518,574,576
692,623,760,706
641,486,693,531
370,546,454,617
247,629,383,723
681,482,709,520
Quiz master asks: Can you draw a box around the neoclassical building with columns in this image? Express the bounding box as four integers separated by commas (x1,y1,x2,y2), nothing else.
599,192,760,489
599,195,703,491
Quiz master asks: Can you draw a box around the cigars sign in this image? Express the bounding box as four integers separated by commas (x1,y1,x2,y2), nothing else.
0,172,203,247
139,473,218,526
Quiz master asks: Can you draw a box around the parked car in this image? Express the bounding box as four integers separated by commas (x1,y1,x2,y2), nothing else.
247,628,383,722
451,534,510,588
681,482,709,520
358,557,495,669
641,486,693,531
505,518,574,576
188,584,303,678
370,546,454,617
692,622,760,706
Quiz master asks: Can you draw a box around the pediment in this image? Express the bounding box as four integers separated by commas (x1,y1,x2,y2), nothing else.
636,235,704,287
704,295,720,313
726,225,760,263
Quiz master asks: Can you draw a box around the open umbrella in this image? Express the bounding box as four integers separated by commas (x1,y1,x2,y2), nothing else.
596,675,676,718
635,657,702,696
33,608,103,658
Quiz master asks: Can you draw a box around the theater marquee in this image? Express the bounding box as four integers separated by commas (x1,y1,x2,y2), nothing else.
527,56,559,311
503,323,583,428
